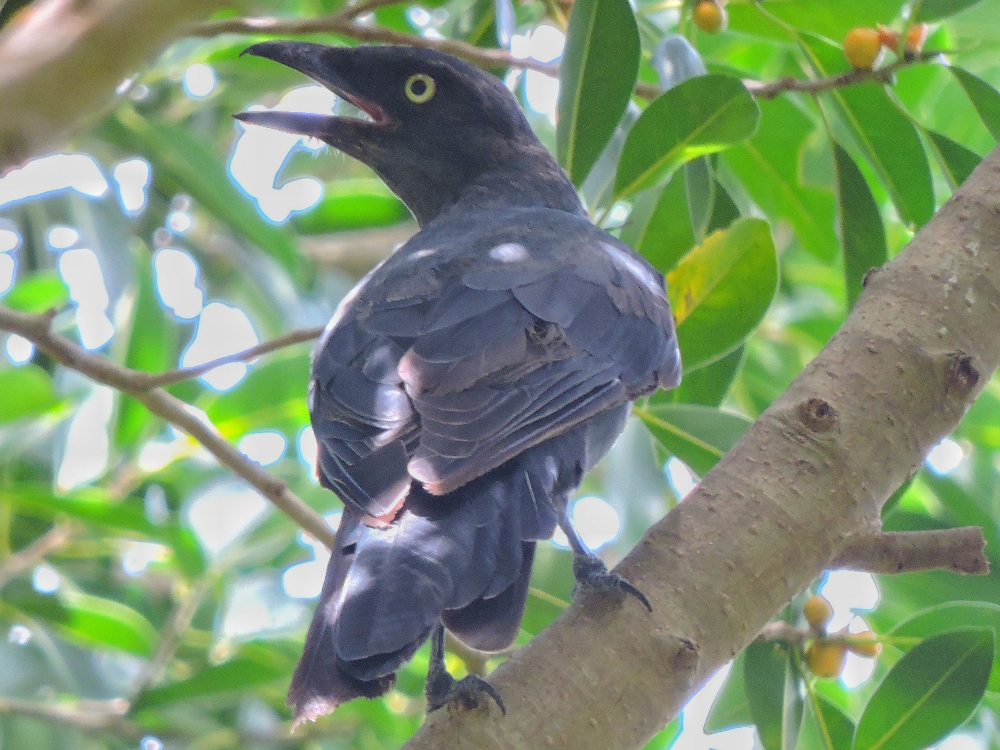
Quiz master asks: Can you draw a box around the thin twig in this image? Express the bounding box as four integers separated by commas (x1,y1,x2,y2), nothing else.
186,15,940,102
832,527,989,575
757,621,805,644
0,695,330,744
0,697,136,735
748,50,944,100
133,576,216,694
0,523,73,590
138,325,324,389
188,15,559,77
0,305,336,549
336,0,407,22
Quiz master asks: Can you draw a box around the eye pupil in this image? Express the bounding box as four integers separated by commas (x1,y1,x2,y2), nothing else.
411,79,426,96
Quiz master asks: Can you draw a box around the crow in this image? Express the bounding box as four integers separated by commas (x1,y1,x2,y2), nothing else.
236,41,680,725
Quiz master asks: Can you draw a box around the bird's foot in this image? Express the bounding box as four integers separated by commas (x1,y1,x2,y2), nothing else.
426,673,506,716
572,554,652,612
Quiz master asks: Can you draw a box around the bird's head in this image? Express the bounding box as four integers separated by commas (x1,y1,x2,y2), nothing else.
236,42,575,225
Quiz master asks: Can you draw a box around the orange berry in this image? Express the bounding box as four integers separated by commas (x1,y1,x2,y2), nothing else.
844,631,883,659
693,0,727,33
806,641,848,679
803,595,834,631
843,27,884,70
905,23,929,54
877,24,900,52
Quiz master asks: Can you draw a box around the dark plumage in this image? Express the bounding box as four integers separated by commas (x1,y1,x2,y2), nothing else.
236,41,681,725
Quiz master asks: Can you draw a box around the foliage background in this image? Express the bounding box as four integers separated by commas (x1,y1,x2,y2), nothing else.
1,0,1000,748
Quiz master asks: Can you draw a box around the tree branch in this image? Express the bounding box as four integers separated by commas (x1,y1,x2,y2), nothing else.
0,697,136,735
832,527,989,575
138,325,324,389
0,305,336,549
186,15,559,77
132,575,216,694
398,145,1000,749
0,0,229,173
186,15,938,103
0,523,73,590
746,50,943,99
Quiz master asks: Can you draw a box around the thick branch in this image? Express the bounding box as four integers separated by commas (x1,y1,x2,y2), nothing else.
832,527,989,575
0,0,228,172
400,146,1000,749
0,306,336,549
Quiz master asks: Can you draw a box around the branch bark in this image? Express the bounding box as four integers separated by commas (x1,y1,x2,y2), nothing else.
832,527,989,575
0,0,228,172
398,145,1000,750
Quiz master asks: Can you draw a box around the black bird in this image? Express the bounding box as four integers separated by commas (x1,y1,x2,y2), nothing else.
236,41,681,725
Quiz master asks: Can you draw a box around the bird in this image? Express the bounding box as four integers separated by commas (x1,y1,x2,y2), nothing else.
235,40,681,726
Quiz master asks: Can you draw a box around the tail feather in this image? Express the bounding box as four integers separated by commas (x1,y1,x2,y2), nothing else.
287,418,613,724
287,511,398,723
444,542,535,652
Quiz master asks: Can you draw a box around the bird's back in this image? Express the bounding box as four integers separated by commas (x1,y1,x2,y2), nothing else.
287,205,678,720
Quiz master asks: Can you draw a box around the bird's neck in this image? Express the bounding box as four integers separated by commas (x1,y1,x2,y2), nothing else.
403,145,585,226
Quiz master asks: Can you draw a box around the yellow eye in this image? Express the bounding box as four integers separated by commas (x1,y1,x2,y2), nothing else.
405,74,436,104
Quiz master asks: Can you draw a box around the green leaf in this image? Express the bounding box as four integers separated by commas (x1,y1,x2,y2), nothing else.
634,402,750,476
671,345,743,406
97,110,301,275
0,366,59,422
116,244,172,448
666,218,779,370
744,641,804,750
203,354,311,436
292,179,410,234
3,484,207,577
643,716,681,749
705,651,753,733
1,271,69,313
803,692,855,750
615,75,760,199
61,591,159,657
800,35,934,228
926,131,982,188
914,0,984,22
685,157,714,242
833,144,887,309
854,628,993,750
134,653,287,710
706,179,741,234
889,602,1000,691
621,174,695,274
950,67,1000,141
9,584,157,657
557,0,639,185
723,97,838,261
5,484,157,536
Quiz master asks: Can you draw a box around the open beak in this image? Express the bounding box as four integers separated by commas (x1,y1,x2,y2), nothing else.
234,41,389,139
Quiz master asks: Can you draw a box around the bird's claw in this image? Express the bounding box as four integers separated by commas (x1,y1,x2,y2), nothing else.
426,674,506,716
572,554,652,612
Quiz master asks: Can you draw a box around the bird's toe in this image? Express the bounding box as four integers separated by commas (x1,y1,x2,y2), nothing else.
572,554,652,612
